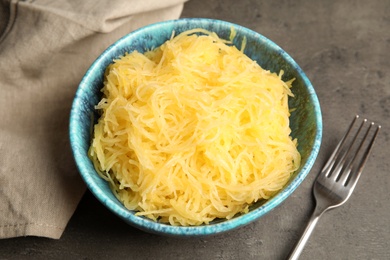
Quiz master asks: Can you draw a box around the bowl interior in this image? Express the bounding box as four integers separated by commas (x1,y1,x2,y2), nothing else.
70,18,322,236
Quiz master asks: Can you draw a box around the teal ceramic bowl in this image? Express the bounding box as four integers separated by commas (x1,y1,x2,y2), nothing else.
69,18,322,236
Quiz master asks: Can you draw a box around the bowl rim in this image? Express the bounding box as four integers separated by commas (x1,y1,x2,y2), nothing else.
69,18,322,236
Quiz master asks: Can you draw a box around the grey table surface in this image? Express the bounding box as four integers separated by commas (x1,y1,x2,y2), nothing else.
1,0,389,259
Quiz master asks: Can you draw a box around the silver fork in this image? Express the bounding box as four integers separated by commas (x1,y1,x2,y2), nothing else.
287,115,381,260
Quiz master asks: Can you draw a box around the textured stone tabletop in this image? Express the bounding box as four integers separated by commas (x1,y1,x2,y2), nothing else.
1,0,389,259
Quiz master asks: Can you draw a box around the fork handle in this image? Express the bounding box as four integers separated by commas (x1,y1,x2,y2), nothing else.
287,207,324,260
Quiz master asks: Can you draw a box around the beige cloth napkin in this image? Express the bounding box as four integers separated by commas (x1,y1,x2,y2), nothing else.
0,0,187,239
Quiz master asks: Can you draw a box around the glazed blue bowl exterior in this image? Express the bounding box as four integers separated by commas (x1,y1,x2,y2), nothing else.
69,18,322,236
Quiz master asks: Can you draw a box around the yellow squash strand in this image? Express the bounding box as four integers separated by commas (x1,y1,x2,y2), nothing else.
89,29,301,226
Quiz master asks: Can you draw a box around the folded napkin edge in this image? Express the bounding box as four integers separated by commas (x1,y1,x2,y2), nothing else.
0,222,65,239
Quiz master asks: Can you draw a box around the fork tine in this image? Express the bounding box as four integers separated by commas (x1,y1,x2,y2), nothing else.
332,118,367,182
343,123,381,189
321,115,359,178
338,120,372,185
